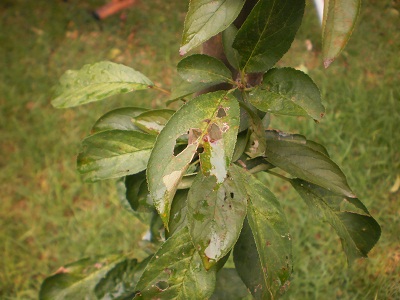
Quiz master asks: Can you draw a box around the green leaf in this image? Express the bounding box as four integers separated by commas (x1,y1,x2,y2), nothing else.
132,109,175,135
322,0,361,68
232,166,292,299
187,168,247,269
52,61,153,108
39,254,144,300
239,102,266,158
233,0,305,73
210,268,252,300
168,78,219,104
168,190,189,237
134,227,216,299
177,54,234,84
291,179,381,263
94,256,152,300
91,107,148,134
222,25,241,70
264,133,355,198
116,174,153,224
147,91,239,228
248,68,325,121
180,0,246,55
77,130,156,182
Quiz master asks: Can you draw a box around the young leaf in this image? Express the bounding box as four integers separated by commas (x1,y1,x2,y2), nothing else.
132,109,175,135
147,91,239,228
248,68,325,121
264,136,355,198
210,268,252,300
322,0,362,68
177,54,234,84
180,0,246,55
187,169,247,269
233,0,305,73
39,254,146,300
134,227,216,299
91,107,148,134
77,130,156,182
222,25,241,70
232,166,292,299
52,61,153,108
291,179,381,263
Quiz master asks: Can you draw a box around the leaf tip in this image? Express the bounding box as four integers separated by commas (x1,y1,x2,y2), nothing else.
323,58,334,68
179,47,187,56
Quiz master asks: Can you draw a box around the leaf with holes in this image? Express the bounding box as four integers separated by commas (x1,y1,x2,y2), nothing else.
233,0,305,73
264,134,355,198
178,54,234,84
180,0,246,55
232,166,292,300
291,179,381,263
52,61,153,108
187,168,247,269
39,254,149,300
134,227,216,299
147,91,239,228
248,68,325,121
322,0,361,68
91,107,148,134
132,109,175,135
78,130,156,182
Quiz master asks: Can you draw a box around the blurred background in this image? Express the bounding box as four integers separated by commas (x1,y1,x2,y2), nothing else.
0,0,399,299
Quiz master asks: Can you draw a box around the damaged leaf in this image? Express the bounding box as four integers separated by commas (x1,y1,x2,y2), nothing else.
134,227,216,299
187,167,247,269
147,91,239,228
232,166,292,299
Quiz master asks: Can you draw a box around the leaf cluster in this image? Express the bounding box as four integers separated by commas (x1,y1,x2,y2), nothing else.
41,0,380,299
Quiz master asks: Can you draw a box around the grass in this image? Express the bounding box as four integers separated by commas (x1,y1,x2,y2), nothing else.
0,0,399,299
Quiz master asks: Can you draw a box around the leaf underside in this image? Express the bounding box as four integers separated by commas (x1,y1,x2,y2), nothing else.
322,0,362,68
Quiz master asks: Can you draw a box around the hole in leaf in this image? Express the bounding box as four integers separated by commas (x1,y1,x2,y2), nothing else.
173,143,187,156
208,123,222,141
230,192,234,198
155,280,169,291
217,107,227,118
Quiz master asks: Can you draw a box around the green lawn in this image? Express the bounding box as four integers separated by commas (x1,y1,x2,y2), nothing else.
0,0,399,299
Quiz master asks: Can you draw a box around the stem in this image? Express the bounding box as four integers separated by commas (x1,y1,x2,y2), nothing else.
265,170,291,182
152,85,171,95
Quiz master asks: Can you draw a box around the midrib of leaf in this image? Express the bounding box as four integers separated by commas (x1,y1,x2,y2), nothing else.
242,0,277,71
